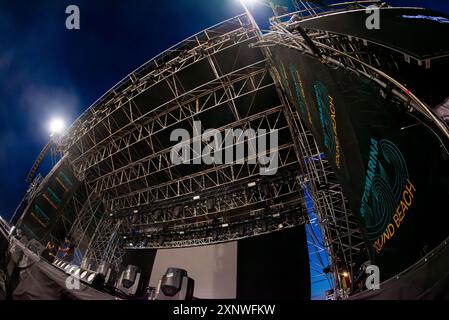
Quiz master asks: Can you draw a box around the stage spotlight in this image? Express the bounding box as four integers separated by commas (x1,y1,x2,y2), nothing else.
156,268,194,301
49,118,65,135
325,289,335,300
97,262,117,287
52,259,64,269
77,270,106,289
123,266,139,289
80,270,89,280
116,265,142,297
161,268,187,296
87,273,97,283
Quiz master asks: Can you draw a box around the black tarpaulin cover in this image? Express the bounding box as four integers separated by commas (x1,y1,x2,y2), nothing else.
351,237,449,300
5,239,113,300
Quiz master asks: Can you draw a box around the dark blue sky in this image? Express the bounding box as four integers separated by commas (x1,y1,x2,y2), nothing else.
0,0,448,221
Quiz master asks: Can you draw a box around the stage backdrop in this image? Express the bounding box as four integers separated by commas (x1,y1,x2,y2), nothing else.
149,242,238,299
271,45,449,280
17,159,81,243
146,226,310,300
237,226,310,300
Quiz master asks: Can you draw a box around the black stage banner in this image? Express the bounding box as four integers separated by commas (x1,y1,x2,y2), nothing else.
237,226,310,300
18,159,81,243
271,46,449,280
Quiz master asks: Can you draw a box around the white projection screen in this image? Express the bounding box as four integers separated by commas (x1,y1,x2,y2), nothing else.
149,242,238,299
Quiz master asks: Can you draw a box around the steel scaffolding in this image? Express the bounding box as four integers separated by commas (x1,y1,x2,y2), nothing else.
52,11,372,297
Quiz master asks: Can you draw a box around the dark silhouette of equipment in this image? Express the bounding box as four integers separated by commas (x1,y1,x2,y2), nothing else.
97,262,117,287
26,141,53,184
116,265,142,297
52,258,106,290
80,270,105,290
81,258,96,271
0,222,9,260
156,268,194,300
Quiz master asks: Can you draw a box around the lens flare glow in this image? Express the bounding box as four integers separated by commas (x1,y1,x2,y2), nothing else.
49,118,65,134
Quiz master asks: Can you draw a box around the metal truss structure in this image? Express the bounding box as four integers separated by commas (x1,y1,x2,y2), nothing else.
59,14,259,159
10,0,449,300
275,77,368,295
53,14,309,271
0,216,10,239
38,7,383,297
265,1,449,142
251,2,370,294
255,0,449,295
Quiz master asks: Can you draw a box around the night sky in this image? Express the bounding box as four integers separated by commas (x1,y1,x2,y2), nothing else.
0,0,447,221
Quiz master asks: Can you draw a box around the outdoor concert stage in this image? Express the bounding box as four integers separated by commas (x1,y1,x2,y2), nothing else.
2,1,449,300
5,227,310,300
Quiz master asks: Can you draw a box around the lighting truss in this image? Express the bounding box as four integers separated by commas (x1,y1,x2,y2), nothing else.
58,11,372,299
264,9,449,141
62,13,304,269
58,14,257,156
252,1,449,295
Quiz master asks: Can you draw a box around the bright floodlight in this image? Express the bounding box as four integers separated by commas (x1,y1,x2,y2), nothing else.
49,118,65,134
239,0,258,7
